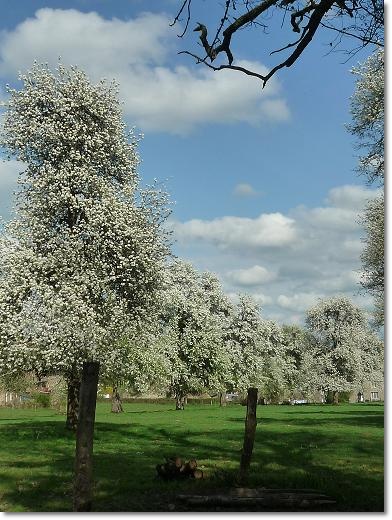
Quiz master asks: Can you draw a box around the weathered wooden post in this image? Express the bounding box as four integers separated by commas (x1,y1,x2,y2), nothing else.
66,374,81,431
239,387,258,483
73,361,100,512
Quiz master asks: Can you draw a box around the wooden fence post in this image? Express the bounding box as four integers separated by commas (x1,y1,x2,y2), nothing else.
73,361,100,512
239,387,258,483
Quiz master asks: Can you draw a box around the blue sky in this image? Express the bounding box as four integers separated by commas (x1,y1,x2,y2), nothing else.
0,0,382,324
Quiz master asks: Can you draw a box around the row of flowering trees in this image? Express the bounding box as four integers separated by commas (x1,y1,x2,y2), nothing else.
0,62,383,424
103,259,384,412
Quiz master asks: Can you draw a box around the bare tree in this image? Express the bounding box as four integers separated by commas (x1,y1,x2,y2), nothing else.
171,0,383,86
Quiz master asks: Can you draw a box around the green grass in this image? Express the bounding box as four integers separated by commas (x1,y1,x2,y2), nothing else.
0,402,384,512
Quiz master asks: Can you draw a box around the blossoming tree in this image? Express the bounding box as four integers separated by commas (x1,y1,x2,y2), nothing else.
225,294,285,401
0,63,171,429
349,49,384,326
0,62,172,511
160,260,232,410
305,296,383,403
100,321,172,413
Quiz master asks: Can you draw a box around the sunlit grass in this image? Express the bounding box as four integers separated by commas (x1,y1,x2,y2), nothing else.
0,402,384,511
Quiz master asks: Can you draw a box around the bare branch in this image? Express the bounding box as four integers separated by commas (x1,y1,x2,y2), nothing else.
269,33,305,56
170,0,192,38
210,0,232,50
170,0,189,27
172,0,384,85
262,0,335,84
318,18,383,46
178,50,268,83
291,3,316,33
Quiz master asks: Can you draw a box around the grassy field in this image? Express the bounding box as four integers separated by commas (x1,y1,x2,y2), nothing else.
0,401,384,512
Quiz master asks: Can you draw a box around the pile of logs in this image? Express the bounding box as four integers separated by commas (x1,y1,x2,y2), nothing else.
156,456,203,480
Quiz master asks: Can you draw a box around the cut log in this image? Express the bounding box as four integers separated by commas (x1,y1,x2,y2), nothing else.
193,469,203,479
156,457,201,480
177,488,336,508
177,495,335,507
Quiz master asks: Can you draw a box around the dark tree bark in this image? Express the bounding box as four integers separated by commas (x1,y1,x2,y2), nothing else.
111,385,123,413
175,392,185,410
239,387,258,483
219,391,227,407
66,374,81,431
73,361,100,512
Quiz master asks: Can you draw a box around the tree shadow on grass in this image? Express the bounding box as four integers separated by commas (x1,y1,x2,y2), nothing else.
0,408,384,512
229,406,384,429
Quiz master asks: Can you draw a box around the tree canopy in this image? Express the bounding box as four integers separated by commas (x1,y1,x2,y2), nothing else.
305,296,383,400
348,48,384,326
0,63,171,381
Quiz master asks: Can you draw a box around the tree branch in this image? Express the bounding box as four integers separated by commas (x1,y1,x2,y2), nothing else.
178,51,268,83
170,0,192,38
172,0,383,86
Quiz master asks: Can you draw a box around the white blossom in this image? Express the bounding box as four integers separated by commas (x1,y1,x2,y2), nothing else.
0,63,171,381
305,296,383,395
158,260,232,405
349,48,384,185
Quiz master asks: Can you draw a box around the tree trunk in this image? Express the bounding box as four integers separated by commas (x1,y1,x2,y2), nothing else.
66,375,81,431
332,390,339,405
239,387,258,483
111,385,123,413
175,393,185,410
219,392,227,407
73,361,100,512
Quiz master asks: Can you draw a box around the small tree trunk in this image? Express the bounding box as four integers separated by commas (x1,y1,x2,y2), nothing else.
332,390,339,405
111,385,123,413
239,387,258,483
73,361,100,512
219,392,227,407
175,393,185,410
66,375,81,431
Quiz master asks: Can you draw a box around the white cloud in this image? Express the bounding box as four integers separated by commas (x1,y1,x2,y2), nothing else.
0,8,290,134
173,212,297,249
277,293,321,312
316,270,362,292
0,9,172,75
226,265,276,286
173,184,381,323
326,184,382,209
292,184,382,233
233,183,261,197
226,290,272,307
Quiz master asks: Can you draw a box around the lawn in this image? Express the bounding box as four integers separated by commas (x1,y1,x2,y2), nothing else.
0,401,384,512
